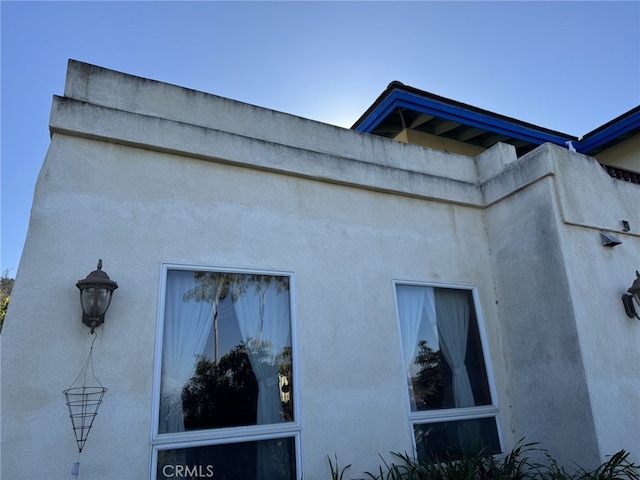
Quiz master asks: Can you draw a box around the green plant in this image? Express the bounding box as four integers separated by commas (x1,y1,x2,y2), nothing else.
329,455,352,480
364,454,409,480
334,441,640,480
544,450,640,480
364,450,484,480
479,440,541,480
362,440,539,480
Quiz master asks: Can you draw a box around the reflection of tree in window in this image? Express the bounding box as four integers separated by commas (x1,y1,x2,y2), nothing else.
413,341,443,409
396,284,500,461
179,273,293,430
182,345,258,429
182,342,294,429
408,289,492,411
158,270,297,480
183,272,242,365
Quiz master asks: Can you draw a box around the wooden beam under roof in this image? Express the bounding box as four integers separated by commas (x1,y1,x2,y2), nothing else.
409,113,435,129
434,120,462,136
458,127,485,142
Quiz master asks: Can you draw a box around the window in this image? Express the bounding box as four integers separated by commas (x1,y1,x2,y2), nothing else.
152,267,299,480
394,282,501,460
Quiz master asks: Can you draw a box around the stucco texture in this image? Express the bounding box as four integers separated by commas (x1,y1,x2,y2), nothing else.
2,61,639,479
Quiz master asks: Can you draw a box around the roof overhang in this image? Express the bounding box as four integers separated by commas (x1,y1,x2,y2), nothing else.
575,105,640,155
352,81,638,158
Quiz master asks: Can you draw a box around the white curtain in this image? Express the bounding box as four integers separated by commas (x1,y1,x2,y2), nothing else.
233,278,291,480
159,270,213,433
396,285,435,410
434,289,475,408
233,278,291,425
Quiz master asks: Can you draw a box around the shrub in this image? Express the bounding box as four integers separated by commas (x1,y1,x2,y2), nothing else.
544,449,640,480
332,440,640,480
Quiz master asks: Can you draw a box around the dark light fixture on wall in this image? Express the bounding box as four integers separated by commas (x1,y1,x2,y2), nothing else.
622,271,640,320
76,259,118,333
600,232,622,247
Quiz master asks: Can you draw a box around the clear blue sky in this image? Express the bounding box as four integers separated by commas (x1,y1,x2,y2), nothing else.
2,1,639,275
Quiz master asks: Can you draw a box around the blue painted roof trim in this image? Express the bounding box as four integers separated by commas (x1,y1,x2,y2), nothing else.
355,87,573,147
355,85,640,155
575,108,640,153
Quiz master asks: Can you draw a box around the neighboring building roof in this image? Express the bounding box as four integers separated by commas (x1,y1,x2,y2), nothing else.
352,81,640,158
576,105,640,156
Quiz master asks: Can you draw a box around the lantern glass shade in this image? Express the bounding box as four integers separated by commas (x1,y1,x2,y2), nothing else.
76,260,118,332
80,287,113,318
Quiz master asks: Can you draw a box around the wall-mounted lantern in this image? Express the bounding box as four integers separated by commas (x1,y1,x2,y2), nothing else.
622,271,640,320
76,260,118,333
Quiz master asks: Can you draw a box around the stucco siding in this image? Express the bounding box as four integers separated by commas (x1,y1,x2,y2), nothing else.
485,173,600,466
2,61,639,479
552,150,640,460
3,127,503,478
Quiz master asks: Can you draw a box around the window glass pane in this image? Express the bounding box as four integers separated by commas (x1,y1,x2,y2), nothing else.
414,417,500,460
157,437,296,480
396,286,492,411
159,271,293,433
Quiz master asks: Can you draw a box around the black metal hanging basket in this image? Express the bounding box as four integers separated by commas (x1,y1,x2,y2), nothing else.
63,385,107,453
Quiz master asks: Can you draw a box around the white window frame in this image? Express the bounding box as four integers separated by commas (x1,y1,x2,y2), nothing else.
392,279,503,456
150,263,302,480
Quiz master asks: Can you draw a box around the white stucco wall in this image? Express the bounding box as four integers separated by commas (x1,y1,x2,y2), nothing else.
483,144,640,466
2,61,509,480
2,139,503,480
483,151,599,465
2,60,639,479
552,150,640,459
